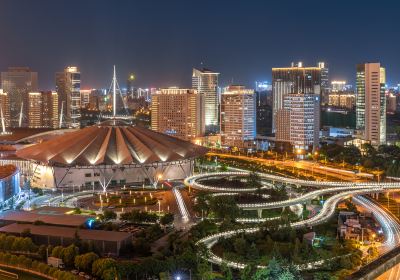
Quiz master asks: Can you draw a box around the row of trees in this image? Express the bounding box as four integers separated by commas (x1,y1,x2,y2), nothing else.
0,233,37,253
51,244,118,279
0,252,75,280
320,143,400,177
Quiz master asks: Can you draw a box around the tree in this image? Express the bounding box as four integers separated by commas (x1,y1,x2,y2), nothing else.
247,171,262,196
61,244,79,267
240,264,256,280
51,246,63,258
160,213,174,226
74,252,99,272
209,196,240,221
266,257,282,279
92,258,116,279
233,237,247,256
102,209,117,221
193,192,211,218
277,269,297,280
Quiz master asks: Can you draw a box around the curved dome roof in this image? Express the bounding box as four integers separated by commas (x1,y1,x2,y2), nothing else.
16,121,208,166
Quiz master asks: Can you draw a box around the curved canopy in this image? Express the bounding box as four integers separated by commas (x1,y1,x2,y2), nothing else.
16,121,208,166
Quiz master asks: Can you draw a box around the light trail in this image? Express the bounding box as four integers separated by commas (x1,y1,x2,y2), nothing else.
353,196,400,252
196,188,383,270
172,187,190,222
354,196,400,280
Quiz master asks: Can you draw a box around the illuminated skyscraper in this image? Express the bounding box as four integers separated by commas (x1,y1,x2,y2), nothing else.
276,94,320,152
192,68,219,133
127,73,135,98
28,91,58,128
56,66,81,128
272,62,321,133
220,85,256,147
28,92,42,128
356,63,386,146
42,91,59,128
151,88,205,140
318,62,329,105
0,90,10,128
1,67,38,127
80,89,91,108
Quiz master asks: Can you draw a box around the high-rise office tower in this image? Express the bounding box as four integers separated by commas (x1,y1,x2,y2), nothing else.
0,90,10,128
28,92,42,128
255,81,273,136
356,63,386,146
56,66,81,128
151,88,205,140
276,94,320,152
272,62,321,132
273,62,321,152
28,91,59,128
192,68,219,133
1,67,38,127
220,85,256,147
80,89,91,108
318,62,329,105
127,74,135,98
42,91,59,128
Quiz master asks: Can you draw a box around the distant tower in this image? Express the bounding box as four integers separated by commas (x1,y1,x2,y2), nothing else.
56,66,81,128
192,68,219,133
1,67,38,127
356,62,386,146
127,73,135,98
318,62,329,105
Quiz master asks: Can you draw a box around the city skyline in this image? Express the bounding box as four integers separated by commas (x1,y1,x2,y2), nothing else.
1,0,400,89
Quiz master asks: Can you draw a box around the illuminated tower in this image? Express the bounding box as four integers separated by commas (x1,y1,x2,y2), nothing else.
1,67,38,127
151,87,205,140
127,73,135,98
318,62,329,105
192,68,219,133
220,85,256,147
356,62,386,146
56,66,81,128
272,62,321,133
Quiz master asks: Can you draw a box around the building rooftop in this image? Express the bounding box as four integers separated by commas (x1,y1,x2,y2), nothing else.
0,208,93,227
0,128,55,143
0,223,132,242
0,165,17,179
17,121,208,166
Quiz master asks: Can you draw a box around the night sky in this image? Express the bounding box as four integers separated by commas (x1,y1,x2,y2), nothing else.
1,0,399,90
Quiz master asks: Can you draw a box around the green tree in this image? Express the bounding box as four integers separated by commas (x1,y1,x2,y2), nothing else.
51,246,63,258
92,258,116,279
247,171,262,196
160,213,174,226
233,237,247,256
209,195,240,221
240,264,256,280
102,209,117,221
75,252,99,272
61,244,79,267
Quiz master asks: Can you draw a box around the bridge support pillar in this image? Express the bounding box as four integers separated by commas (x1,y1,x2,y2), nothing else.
257,209,262,218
